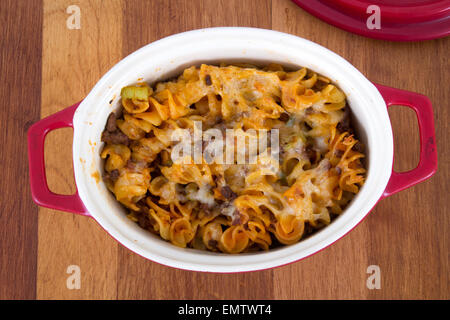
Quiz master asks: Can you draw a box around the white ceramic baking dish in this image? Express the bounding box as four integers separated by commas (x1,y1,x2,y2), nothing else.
28,28,437,272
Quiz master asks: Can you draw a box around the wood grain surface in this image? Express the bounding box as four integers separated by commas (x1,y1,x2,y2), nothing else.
0,0,42,300
0,0,448,299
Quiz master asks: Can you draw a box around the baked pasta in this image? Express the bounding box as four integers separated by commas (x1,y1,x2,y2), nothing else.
100,63,366,253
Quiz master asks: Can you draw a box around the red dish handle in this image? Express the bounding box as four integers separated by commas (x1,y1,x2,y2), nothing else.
375,84,438,198
27,102,89,216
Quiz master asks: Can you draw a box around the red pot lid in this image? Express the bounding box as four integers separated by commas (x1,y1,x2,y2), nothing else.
291,0,450,41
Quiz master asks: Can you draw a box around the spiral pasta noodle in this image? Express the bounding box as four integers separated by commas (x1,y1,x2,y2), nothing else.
100,64,366,253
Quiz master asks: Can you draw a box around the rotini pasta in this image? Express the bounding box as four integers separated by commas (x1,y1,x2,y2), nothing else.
100,64,366,253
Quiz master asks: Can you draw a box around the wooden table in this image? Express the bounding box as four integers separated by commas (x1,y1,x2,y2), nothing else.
1,0,448,300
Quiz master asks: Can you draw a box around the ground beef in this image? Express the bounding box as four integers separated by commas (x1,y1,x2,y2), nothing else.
313,79,329,91
101,111,131,145
204,74,212,86
106,113,117,132
101,130,130,146
136,200,150,213
279,112,290,122
336,106,352,133
220,186,237,200
103,169,120,186
107,169,119,182
231,210,245,225
137,214,151,229
200,203,214,215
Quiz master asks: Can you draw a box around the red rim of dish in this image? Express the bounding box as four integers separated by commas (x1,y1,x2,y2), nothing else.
291,0,450,41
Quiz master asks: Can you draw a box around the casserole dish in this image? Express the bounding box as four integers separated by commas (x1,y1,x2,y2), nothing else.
28,28,437,272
